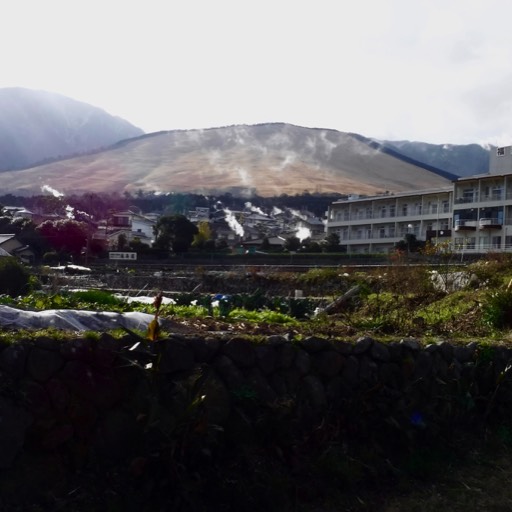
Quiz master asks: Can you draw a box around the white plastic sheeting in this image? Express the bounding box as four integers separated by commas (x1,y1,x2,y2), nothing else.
0,305,154,331
49,265,92,272
114,294,177,305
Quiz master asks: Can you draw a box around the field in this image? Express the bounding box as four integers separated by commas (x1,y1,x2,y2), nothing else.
23,253,512,341
4,255,512,510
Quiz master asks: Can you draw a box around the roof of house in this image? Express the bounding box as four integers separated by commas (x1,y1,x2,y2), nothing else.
0,234,15,245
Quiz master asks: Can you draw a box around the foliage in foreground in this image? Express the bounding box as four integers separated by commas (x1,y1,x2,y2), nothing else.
4,254,512,339
482,288,512,330
0,257,31,296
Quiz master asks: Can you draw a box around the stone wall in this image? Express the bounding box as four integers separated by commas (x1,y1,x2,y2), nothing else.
1,333,512,509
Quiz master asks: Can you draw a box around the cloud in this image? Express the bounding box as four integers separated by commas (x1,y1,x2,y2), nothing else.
5,0,512,145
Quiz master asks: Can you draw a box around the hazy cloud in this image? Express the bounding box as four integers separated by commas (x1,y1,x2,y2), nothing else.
2,0,512,145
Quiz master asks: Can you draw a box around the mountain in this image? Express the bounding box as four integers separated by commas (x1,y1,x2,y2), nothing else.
0,87,144,171
0,123,457,197
380,140,490,177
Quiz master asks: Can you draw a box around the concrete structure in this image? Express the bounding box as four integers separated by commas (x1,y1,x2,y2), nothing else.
326,145,512,255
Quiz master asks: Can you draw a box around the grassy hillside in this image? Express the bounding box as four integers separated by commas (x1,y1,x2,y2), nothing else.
0,123,454,197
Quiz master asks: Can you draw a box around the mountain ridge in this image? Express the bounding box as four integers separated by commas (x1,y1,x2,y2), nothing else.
0,122,456,197
0,88,494,197
0,87,144,171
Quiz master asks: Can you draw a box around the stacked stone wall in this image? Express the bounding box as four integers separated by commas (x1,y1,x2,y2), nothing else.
1,333,511,508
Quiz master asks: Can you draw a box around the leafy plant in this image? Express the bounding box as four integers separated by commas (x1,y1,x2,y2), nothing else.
0,257,31,296
227,308,299,325
482,288,512,329
70,289,126,307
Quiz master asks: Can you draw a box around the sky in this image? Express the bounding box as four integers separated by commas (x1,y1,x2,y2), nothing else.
2,0,512,146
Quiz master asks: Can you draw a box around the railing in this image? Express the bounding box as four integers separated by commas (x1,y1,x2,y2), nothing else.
454,195,478,204
454,219,477,230
479,218,502,228
454,191,512,203
455,243,510,252
331,204,452,223
480,193,504,202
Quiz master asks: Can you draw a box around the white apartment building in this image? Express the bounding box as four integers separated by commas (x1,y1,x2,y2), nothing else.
326,144,512,255
327,188,453,254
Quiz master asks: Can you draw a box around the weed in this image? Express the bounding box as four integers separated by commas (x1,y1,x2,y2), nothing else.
83,331,100,341
228,308,299,325
482,288,512,329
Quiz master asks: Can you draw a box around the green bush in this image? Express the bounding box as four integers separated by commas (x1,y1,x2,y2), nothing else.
70,289,125,307
0,257,31,296
482,289,512,329
228,308,299,325
42,251,60,265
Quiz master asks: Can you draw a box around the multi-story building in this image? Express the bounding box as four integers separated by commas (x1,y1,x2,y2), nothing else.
326,144,512,255
327,188,453,254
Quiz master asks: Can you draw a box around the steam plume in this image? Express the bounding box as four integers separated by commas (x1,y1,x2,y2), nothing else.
224,208,244,237
41,185,64,197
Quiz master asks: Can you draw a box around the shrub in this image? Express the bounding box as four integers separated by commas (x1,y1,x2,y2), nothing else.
0,257,31,296
42,251,60,265
228,308,299,325
482,289,512,329
70,289,126,308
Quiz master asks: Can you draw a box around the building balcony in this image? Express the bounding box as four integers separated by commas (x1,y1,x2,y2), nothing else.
454,196,478,204
480,193,504,202
479,218,502,229
454,220,477,231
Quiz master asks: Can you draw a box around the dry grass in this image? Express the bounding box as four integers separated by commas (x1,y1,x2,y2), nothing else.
319,430,512,512
0,124,452,196
380,451,512,512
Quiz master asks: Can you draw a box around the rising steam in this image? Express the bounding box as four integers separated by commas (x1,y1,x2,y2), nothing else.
224,208,244,236
245,202,266,216
296,226,312,242
41,185,64,197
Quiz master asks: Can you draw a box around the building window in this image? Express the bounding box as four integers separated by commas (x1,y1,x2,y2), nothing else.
497,147,505,156
492,236,502,248
463,189,475,202
402,204,408,216
454,237,464,249
492,187,503,200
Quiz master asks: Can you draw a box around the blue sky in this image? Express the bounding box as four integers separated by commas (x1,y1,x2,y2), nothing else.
2,0,512,145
